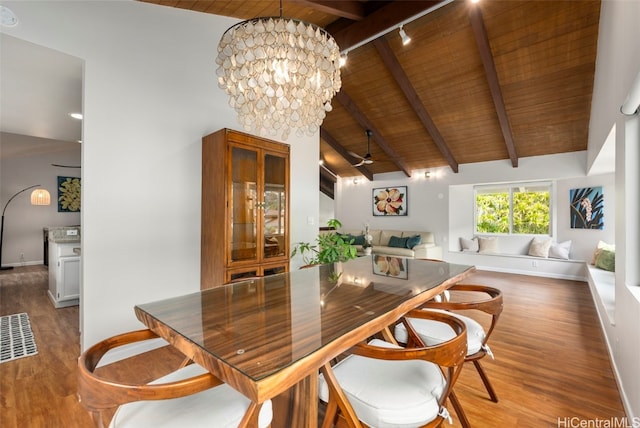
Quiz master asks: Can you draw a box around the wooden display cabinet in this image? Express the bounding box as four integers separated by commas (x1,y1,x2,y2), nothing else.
201,128,290,288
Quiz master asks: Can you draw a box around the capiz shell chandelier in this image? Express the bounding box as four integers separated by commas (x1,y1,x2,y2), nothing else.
216,16,342,140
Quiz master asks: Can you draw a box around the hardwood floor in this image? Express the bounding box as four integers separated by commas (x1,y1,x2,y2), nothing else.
0,265,626,427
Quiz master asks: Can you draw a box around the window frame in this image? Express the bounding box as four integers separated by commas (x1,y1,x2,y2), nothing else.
473,181,554,236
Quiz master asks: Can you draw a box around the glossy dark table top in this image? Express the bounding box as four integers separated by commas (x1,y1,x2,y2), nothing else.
135,256,474,404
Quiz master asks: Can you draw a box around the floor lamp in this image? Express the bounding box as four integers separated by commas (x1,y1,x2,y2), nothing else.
0,185,51,270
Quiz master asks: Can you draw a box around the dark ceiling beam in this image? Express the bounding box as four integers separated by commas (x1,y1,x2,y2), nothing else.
373,38,459,173
291,0,366,21
335,91,412,177
327,1,450,51
320,127,374,181
469,4,518,168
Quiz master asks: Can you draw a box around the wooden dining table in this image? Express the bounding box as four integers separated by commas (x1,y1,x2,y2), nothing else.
134,255,475,427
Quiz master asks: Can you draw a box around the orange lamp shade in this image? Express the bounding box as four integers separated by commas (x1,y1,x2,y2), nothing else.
30,189,51,206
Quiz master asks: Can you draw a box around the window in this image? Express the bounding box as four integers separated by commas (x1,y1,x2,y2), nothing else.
475,182,551,235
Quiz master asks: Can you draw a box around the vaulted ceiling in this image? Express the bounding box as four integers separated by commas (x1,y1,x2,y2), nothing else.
142,0,600,191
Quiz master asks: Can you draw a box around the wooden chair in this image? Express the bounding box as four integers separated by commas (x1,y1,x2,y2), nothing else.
319,310,467,428
77,329,272,428
394,284,503,428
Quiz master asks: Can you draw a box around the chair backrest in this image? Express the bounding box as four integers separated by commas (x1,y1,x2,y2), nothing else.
422,283,503,345
77,329,222,427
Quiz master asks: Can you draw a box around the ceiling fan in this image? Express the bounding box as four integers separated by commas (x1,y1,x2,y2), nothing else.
349,129,374,167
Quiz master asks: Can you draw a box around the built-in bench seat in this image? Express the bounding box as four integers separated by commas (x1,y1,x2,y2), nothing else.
445,250,586,281
586,264,615,325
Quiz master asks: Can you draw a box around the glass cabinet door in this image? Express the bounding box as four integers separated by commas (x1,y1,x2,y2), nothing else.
230,146,257,263
263,153,287,259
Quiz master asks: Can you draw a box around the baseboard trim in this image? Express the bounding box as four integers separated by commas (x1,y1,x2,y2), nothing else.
475,264,587,282
3,260,46,268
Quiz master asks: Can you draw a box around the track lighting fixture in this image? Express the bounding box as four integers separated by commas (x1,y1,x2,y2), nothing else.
399,25,411,46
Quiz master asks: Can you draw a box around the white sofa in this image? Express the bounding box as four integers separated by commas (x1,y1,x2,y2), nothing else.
342,229,443,259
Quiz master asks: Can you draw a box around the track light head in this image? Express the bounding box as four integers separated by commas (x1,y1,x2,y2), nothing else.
399,26,411,45
339,52,348,68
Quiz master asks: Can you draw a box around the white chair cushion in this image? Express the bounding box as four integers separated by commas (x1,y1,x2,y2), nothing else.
318,339,445,428
110,363,273,428
394,308,486,355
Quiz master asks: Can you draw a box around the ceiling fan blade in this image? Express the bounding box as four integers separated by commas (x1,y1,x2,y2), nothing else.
350,130,376,167
348,151,367,160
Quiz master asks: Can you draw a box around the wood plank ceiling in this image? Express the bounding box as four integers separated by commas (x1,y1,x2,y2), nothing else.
141,0,601,195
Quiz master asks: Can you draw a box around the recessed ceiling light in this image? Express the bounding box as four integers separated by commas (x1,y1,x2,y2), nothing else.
70,113,83,120
0,6,18,27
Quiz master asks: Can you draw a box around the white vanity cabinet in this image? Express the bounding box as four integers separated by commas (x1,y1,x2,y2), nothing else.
48,241,80,308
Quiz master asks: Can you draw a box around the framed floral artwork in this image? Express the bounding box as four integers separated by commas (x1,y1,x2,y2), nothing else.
373,186,407,216
372,255,408,279
569,187,603,229
57,176,81,212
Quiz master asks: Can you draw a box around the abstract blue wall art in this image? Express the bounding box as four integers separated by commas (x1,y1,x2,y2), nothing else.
569,187,603,229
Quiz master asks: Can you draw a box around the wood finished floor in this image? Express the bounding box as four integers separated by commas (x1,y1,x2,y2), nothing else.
0,265,626,427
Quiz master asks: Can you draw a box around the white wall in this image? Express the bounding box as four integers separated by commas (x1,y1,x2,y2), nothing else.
589,0,640,420
587,0,640,171
336,170,449,241
319,192,335,227
0,136,81,265
1,1,319,348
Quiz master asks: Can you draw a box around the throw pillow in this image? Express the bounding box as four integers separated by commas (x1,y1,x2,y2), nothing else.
590,240,615,265
460,237,479,252
388,235,408,248
477,237,499,254
351,234,366,246
549,240,572,260
528,237,552,258
595,248,615,272
405,235,422,249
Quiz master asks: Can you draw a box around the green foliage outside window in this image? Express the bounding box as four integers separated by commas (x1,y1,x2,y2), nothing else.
476,192,509,233
476,184,550,235
513,190,550,234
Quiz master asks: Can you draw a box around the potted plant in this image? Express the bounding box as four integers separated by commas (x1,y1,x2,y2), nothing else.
291,218,358,266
